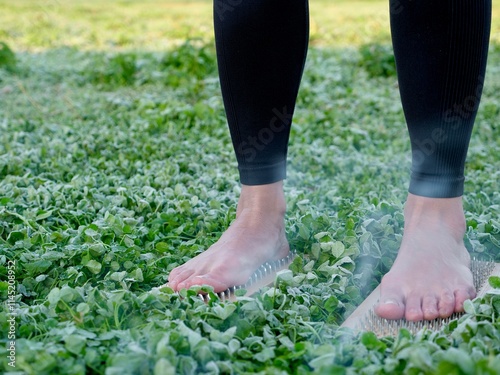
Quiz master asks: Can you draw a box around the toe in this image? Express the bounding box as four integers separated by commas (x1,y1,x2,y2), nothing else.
168,269,195,291
168,264,188,281
179,275,229,293
405,295,423,321
438,289,456,318
454,286,475,313
422,294,439,320
375,291,405,320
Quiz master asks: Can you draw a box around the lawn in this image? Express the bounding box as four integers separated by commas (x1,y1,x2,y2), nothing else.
1,0,499,374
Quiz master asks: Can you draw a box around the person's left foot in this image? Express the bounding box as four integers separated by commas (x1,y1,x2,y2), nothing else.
375,194,476,321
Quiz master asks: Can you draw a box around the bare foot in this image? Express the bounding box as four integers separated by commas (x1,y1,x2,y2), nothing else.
375,193,475,321
166,181,289,293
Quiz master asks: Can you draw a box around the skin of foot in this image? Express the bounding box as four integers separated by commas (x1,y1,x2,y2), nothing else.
167,181,289,293
375,193,476,321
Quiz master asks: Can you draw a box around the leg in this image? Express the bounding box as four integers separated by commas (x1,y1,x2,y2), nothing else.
167,0,309,292
376,0,491,320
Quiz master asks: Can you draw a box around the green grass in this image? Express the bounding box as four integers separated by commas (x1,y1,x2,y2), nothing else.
1,1,500,374
2,0,500,50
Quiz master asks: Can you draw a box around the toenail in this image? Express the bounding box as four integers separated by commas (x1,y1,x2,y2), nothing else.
382,299,399,306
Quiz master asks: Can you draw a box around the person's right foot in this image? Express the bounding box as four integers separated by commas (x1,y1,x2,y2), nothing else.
166,181,290,293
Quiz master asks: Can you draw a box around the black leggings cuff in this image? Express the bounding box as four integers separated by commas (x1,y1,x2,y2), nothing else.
409,174,464,198
239,161,287,185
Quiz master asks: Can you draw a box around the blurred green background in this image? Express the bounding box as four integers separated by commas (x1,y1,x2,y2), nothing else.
1,0,500,51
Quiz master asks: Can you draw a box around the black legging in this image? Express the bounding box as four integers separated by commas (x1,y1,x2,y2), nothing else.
214,0,491,198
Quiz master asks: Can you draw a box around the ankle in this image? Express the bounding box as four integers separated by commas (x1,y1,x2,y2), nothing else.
403,193,466,239
237,181,287,217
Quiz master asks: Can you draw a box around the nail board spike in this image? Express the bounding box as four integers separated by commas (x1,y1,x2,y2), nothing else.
341,260,500,337
209,250,297,302
160,251,295,303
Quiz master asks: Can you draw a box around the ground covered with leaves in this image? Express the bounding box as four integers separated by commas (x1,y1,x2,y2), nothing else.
1,1,500,374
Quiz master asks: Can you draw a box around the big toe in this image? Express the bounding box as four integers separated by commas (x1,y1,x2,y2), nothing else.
375,292,405,320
